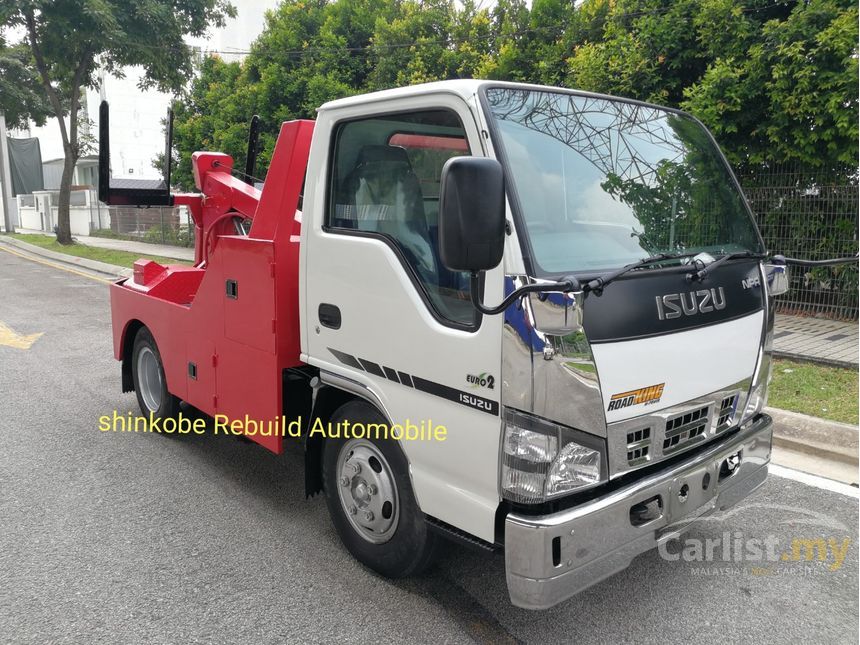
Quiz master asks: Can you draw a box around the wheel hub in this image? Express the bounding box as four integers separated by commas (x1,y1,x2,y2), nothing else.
137,346,163,412
336,439,399,544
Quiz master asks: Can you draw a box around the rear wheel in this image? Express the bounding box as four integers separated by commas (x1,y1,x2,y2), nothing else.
322,401,438,577
131,327,180,420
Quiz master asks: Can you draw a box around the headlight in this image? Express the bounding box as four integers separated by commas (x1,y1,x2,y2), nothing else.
501,408,606,503
547,442,601,494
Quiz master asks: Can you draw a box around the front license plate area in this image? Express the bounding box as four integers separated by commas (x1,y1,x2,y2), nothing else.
665,460,720,525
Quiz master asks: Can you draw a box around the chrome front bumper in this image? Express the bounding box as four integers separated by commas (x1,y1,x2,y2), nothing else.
504,414,773,610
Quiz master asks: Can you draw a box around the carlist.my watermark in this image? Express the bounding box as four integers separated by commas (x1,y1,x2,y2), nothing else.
657,503,853,576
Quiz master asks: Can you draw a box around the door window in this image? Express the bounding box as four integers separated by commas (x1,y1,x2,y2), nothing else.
327,110,477,327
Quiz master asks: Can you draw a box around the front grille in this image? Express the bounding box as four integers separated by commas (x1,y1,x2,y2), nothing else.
716,394,739,430
626,427,651,465
608,385,747,478
663,405,709,454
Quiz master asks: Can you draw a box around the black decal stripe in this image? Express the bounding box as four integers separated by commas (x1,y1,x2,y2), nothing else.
329,348,363,370
328,349,497,416
412,376,499,416
357,358,385,377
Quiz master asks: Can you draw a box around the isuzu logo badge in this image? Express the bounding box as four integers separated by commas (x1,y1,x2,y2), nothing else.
656,288,726,320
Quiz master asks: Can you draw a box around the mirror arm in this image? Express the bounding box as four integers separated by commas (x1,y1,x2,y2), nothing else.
469,273,581,316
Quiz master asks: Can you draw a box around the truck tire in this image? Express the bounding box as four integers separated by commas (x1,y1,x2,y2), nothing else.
322,401,438,578
131,327,181,421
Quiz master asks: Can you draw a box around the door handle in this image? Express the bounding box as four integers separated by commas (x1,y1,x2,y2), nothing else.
319,303,341,329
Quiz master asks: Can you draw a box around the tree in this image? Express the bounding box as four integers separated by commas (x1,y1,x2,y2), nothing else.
1,0,235,244
170,55,247,190
564,0,857,177
169,0,857,187
0,36,50,129
683,0,858,176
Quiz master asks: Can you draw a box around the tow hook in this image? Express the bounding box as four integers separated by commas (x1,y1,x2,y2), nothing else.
719,452,742,481
630,495,663,527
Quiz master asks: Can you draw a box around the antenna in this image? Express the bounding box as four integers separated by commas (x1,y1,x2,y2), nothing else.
244,115,261,186
98,100,110,204
164,106,174,193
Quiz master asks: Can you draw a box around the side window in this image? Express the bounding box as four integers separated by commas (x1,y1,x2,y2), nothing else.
327,110,476,327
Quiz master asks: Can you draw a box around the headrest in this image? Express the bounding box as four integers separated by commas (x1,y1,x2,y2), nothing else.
356,145,411,168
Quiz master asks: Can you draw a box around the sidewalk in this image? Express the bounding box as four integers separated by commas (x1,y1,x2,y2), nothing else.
774,314,858,369
15,228,194,262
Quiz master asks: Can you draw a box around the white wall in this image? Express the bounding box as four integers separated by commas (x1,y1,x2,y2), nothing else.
187,0,279,61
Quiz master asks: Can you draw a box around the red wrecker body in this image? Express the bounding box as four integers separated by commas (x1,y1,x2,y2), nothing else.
110,120,314,455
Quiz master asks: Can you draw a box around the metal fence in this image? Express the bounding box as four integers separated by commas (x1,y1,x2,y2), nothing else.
90,205,196,248
741,170,859,320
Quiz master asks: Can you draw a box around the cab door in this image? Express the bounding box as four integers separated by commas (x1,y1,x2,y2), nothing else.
301,94,505,542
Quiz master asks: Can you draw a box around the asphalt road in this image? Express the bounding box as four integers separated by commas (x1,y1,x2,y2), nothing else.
1,246,858,645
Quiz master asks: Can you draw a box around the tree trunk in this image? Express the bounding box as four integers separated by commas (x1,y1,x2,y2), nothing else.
56,149,76,244
24,9,87,246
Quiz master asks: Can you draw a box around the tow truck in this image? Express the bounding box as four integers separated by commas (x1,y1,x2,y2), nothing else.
100,80,787,609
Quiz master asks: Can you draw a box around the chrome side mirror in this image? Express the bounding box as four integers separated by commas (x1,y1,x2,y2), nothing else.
765,256,789,296
528,285,583,335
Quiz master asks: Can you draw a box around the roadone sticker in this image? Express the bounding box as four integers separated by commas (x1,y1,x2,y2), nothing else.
608,383,665,411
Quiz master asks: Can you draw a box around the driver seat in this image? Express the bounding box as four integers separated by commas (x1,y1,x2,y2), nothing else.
339,145,436,281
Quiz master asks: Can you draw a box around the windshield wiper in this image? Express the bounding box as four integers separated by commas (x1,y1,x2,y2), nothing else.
686,250,766,282
584,252,699,293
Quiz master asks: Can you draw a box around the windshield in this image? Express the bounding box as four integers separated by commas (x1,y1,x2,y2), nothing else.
484,87,763,275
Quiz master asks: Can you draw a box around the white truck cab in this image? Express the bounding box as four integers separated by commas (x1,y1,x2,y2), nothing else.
298,80,779,608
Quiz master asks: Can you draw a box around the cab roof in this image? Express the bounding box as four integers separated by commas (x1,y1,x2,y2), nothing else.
317,79,488,112
316,79,680,117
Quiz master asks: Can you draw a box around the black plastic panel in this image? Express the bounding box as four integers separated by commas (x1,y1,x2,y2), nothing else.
582,260,763,343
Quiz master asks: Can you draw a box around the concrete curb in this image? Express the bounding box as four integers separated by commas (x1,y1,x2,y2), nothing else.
0,234,131,280
773,350,857,371
766,406,859,466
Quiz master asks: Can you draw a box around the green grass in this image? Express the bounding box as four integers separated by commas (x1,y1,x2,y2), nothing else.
6,233,190,269
565,361,596,374
769,359,858,424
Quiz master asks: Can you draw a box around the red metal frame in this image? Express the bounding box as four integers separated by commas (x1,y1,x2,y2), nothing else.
110,120,316,454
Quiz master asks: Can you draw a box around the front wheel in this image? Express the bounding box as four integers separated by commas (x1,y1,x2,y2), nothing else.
131,326,180,420
322,401,438,577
